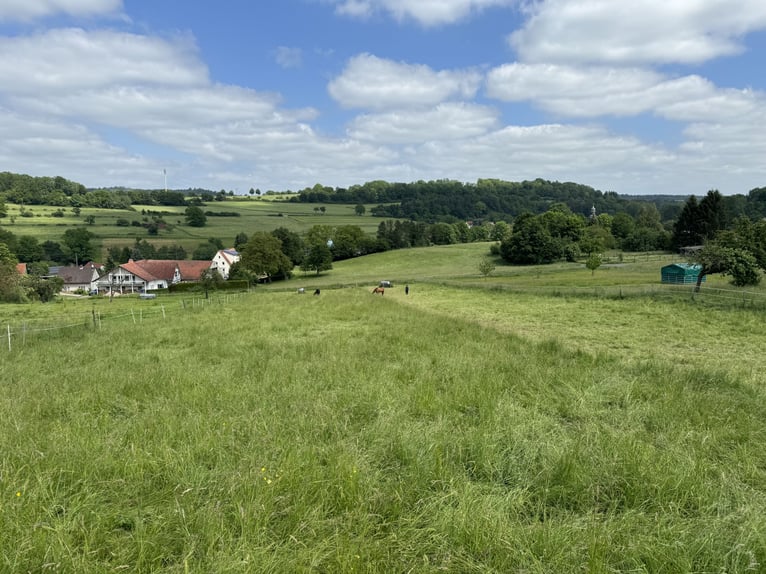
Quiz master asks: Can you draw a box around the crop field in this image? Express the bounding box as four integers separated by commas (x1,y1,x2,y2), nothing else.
2,247,766,572
3,198,382,256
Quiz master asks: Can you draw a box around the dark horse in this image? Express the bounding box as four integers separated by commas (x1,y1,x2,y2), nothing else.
372,287,385,295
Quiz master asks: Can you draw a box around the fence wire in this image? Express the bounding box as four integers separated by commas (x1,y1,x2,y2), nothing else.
3,292,249,352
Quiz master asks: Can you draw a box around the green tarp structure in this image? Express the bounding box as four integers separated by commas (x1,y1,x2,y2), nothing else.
661,263,705,284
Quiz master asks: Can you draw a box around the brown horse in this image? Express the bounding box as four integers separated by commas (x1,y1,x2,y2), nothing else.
372,286,384,295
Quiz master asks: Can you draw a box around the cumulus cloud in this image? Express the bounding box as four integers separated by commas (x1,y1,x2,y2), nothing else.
328,53,481,109
348,102,499,143
331,0,516,26
486,63,717,118
510,0,766,65
0,27,326,189
486,61,766,131
0,28,208,94
0,105,157,185
0,0,122,22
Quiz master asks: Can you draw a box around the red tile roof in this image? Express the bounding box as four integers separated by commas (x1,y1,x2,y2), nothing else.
177,260,211,281
117,259,211,282
119,260,167,281
16,263,27,275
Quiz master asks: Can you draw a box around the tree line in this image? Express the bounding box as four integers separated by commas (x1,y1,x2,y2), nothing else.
291,178,763,223
0,172,202,209
670,190,766,289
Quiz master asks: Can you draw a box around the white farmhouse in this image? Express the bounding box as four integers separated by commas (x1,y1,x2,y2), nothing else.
210,248,240,279
96,259,210,294
49,264,101,293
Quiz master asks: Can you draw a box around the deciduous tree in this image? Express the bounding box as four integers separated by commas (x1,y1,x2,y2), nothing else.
61,227,94,264
241,232,293,281
478,256,495,277
501,214,561,264
271,227,304,265
0,243,24,302
693,242,760,291
300,242,333,275
185,206,207,227
585,253,602,276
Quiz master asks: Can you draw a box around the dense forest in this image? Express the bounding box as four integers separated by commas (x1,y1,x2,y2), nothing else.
0,172,216,209
291,178,766,225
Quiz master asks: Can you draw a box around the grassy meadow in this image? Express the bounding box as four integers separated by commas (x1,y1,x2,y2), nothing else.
3,198,380,256
2,245,766,572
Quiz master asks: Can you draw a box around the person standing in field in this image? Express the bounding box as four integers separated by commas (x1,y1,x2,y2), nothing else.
405,284,409,295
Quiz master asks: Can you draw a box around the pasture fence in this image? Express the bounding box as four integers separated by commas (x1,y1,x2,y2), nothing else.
3,291,250,352
433,279,766,308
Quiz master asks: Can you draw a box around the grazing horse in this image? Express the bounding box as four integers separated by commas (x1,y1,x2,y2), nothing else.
313,288,321,296
372,286,385,295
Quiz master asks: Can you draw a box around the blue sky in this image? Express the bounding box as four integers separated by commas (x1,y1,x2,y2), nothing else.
1,0,765,196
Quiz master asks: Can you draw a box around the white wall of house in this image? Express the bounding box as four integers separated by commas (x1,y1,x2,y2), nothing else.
61,283,92,293
211,250,240,279
59,269,100,293
96,270,167,293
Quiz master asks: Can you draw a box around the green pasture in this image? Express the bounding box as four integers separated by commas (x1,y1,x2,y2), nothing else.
2,276,766,572
2,200,381,257
272,241,743,293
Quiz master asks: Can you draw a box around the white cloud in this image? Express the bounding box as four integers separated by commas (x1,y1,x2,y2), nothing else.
0,105,158,185
334,0,373,18
0,29,208,94
486,61,766,130
486,63,716,117
274,46,303,69
328,53,481,109
0,27,329,189
25,85,313,130
0,0,122,22
348,102,498,143
487,63,661,114
510,0,766,65
332,0,516,26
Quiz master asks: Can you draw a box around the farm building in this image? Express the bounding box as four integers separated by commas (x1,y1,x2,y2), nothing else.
95,259,211,294
210,248,240,279
48,264,101,293
661,263,705,284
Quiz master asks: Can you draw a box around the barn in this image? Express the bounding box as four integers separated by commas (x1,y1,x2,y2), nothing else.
661,263,705,284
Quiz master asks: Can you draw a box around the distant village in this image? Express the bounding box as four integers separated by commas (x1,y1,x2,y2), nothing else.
16,248,240,296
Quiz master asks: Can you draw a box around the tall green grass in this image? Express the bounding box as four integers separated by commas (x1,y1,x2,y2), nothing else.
2,288,766,572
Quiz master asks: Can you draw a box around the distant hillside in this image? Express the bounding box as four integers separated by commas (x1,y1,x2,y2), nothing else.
3,172,764,224
0,172,208,209
291,178,692,222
